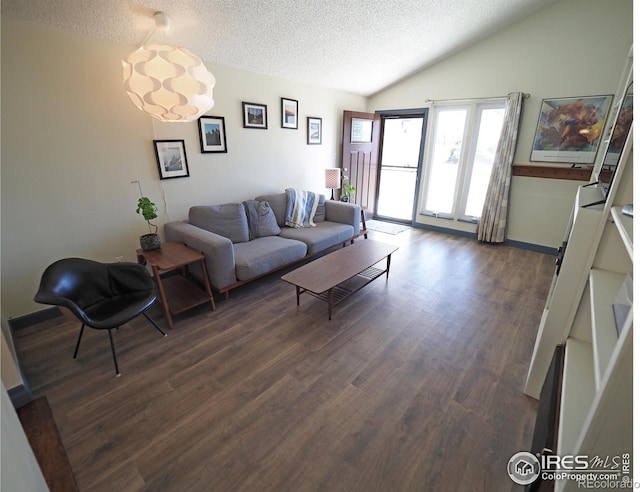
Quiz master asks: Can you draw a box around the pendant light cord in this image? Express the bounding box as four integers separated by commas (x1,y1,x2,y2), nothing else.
137,11,169,48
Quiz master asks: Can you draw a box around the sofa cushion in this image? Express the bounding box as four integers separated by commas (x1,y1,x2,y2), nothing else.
189,203,249,243
233,236,307,281
255,193,287,227
255,193,326,226
278,221,355,255
243,200,281,239
314,195,326,222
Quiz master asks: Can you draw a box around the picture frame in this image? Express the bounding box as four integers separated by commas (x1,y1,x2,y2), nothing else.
281,97,298,129
307,117,322,144
153,140,190,179
242,102,268,129
198,116,228,153
602,88,633,167
530,94,613,164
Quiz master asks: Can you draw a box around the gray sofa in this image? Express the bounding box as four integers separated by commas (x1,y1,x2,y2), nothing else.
164,192,361,297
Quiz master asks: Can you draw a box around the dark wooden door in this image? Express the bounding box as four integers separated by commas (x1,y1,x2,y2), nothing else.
341,110,381,218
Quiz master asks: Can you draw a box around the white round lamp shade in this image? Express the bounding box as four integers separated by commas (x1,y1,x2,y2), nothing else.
123,43,215,122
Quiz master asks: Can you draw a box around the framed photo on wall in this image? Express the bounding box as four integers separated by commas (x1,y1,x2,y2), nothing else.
530,94,613,164
198,116,228,153
242,102,268,129
307,117,322,144
153,140,190,179
281,97,298,129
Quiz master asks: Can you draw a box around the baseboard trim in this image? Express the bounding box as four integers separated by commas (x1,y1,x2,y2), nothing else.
411,222,476,238
412,223,556,255
9,307,63,331
8,384,33,409
504,240,556,255
3,311,57,408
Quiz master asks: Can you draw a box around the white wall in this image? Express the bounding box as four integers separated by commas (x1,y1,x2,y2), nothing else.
1,382,48,492
1,17,366,319
1,329,22,390
368,0,632,246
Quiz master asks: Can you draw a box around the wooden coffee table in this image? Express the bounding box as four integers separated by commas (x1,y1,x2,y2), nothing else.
281,239,398,319
136,242,215,329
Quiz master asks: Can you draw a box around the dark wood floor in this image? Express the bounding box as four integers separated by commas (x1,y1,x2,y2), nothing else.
15,227,555,491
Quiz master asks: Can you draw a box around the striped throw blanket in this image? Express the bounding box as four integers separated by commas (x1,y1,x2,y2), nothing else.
284,188,319,228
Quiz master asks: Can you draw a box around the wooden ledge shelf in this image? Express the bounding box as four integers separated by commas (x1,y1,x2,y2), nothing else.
512,163,595,181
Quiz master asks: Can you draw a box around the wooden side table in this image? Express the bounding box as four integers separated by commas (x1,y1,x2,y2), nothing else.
360,207,368,239
136,242,215,329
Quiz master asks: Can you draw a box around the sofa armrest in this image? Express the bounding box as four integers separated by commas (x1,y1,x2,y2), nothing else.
164,221,236,290
324,201,361,236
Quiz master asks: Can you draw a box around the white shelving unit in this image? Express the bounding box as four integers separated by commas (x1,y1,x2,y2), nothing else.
557,337,595,456
524,186,604,398
524,52,633,491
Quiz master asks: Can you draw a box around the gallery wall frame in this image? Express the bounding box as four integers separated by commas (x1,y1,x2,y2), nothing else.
530,94,613,164
153,140,190,179
281,97,298,129
307,117,322,144
198,116,228,153
242,102,268,129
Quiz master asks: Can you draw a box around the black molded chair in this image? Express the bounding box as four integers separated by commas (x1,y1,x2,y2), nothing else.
34,258,166,376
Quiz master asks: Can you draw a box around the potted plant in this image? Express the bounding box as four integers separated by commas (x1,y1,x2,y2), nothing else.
341,182,356,202
136,197,161,250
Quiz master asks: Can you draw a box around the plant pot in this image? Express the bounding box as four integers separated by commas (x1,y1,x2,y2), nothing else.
140,233,161,251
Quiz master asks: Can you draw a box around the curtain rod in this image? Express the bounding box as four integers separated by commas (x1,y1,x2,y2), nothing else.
424,93,530,104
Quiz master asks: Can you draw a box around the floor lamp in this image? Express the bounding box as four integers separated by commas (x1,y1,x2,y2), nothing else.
325,168,341,200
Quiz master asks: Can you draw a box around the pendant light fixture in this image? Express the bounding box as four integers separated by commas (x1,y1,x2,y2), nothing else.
122,11,216,122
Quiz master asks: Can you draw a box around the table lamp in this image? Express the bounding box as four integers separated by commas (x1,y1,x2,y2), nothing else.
325,168,341,200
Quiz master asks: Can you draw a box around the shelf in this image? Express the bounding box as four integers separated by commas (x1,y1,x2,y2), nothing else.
589,269,626,390
526,56,632,475
577,184,606,210
511,163,594,181
305,267,387,309
611,206,633,257
557,338,595,456
162,275,213,315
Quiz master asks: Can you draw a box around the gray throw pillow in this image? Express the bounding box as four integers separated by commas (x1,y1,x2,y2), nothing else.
255,193,287,226
243,200,281,239
189,203,250,243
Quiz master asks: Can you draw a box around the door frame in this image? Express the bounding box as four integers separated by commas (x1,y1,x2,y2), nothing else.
341,110,381,215
374,108,429,225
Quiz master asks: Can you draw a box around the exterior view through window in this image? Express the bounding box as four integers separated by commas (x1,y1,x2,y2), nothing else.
421,100,505,222
376,116,424,221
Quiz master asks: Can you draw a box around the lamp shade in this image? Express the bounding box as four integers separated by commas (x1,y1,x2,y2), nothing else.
325,168,341,189
123,43,216,122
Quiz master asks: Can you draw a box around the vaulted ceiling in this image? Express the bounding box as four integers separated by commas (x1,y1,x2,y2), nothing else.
2,0,559,96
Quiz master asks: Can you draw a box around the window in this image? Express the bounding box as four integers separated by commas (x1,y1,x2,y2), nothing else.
421,100,505,222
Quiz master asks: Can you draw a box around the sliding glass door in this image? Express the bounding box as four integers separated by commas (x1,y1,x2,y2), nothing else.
375,111,427,222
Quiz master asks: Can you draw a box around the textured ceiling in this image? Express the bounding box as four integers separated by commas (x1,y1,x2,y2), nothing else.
2,0,559,96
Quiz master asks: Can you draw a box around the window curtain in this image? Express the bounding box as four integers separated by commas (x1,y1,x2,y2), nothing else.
477,92,523,243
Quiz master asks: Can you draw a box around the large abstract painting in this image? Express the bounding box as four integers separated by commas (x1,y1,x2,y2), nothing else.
530,95,613,164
